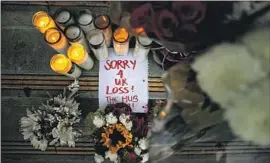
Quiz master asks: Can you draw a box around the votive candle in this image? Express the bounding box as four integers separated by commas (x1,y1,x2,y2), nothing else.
67,43,94,70
76,9,95,36
133,32,153,61
113,27,129,56
32,11,56,33
45,28,69,54
87,29,108,61
94,14,112,47
50,54,81,78
64,25,91,54
54,9,75,31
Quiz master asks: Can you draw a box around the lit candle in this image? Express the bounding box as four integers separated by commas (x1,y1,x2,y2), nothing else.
76,9,95,36
50,54,81,78
54,9,75,31
133,32,153,61
45,28,70,54
64,25,91,54
67,43,94,70
94,15,112,47
32,11,56,33
113,27,129,56
87,29,108,61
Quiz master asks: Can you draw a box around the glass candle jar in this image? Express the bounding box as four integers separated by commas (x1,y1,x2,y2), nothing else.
94,14,112,47
44,28,70,54
113,27,129,56
76,9,95,36
32,11,56,33
67,43,94,70
54,9,75,31
50,54,81,78
64,25,91,54
87,29,108,61
133,32,153,61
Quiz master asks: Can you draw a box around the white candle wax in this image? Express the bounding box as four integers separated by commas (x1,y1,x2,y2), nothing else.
78,54,94,70
65,25,91,54
65,64,82,79
55,10,75,30
133,35,152,61
88,31,108,61
77,12,95,35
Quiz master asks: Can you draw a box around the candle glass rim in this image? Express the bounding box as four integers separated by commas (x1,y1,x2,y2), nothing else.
137,32,152,48
76,10,93,26
67,43,86,63
50,54,72,74
113,28,130,44
54,8,72,24
88,30,105,49
44,28,62,44
64,24,83,42
94,14,110,30
32,11,52,29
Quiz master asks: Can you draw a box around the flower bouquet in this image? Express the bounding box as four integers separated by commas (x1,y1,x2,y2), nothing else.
91,103,149,163
19,80,81,151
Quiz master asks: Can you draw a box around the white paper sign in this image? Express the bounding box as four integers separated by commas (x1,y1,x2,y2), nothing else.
99,49,148,113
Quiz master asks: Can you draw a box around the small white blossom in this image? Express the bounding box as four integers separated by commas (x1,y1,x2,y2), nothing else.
119,113,132,130
106,113,118,125
141,153,149,163
94,153,104,163
31,137,48,151
105,150,118,162
124,121,133,131
93,115,105,128
134,146,142,155
138,138,148,150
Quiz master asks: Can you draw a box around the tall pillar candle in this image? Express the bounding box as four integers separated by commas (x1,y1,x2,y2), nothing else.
87,29,108,61
67,43,94,70
113,27,129,56
50,54,81,78
94,15,112,47
54,9,75,31
44,28,70,54
64,25,91,54
133,32,153,61
76,9,95,36
32,11,56,33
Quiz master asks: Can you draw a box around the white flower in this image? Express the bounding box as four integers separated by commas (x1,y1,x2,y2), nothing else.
134,146,142,155
141,153,149,163
124,121,133,131
119,114,130,124
119,114,132,130
106,113,118,125
138,138,148,150
31,137,48,151
94,153,104,163
105,150,118,162
93,115,105,128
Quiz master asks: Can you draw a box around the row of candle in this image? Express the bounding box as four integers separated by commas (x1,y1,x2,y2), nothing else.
32,9,153,79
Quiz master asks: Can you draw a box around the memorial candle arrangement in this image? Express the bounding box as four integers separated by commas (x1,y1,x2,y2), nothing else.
113,27,129,56
133,32,153,61
67,43,94,70
50,54,81,78
87,29,108,61
76,9,95,36
94,14,112,47
44,28,69,54
54,9,75,31
32,11,56,33
64,25,91,54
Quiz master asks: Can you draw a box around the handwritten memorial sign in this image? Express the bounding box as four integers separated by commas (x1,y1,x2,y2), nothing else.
99,49,148,113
